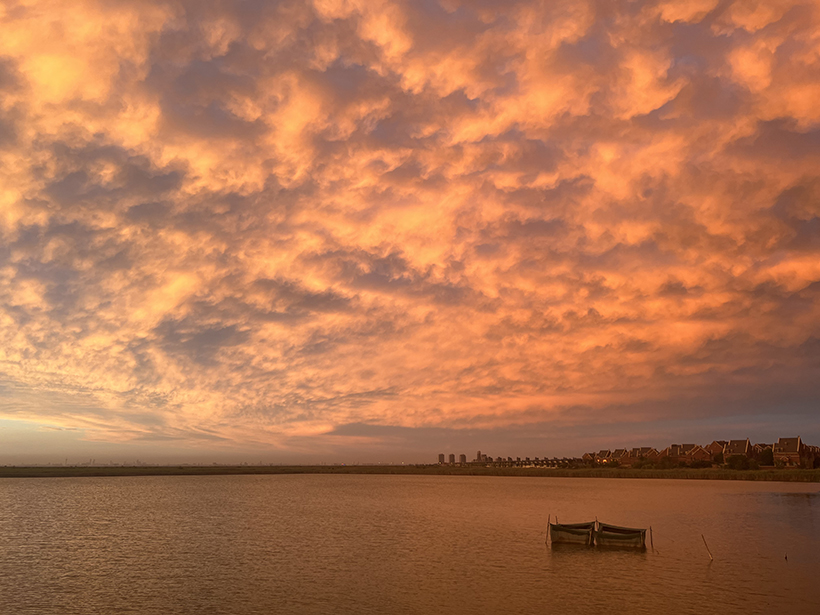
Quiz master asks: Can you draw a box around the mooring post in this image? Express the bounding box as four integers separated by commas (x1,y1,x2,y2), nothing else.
546,514,550,543
650,526,655,553
701,534,714,561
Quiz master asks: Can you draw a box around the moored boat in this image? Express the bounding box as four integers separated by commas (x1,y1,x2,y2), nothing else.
548,521,595,545
595,522,647,549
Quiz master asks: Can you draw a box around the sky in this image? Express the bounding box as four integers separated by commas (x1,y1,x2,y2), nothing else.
1,0,819,464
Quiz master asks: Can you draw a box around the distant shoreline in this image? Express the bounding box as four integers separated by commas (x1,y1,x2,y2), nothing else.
2,465,820,482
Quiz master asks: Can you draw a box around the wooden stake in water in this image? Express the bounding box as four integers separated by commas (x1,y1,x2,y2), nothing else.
546,514,550,543
701,534,714,561
650,526,655,553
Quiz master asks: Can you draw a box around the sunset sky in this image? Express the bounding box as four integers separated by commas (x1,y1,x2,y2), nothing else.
1,0,819,464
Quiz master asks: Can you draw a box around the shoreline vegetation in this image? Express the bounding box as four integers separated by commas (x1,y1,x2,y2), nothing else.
1,465,819,482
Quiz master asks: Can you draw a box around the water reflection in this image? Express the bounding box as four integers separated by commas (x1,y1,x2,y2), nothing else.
546,542,651,573
0,476,817,614
777,491,819,500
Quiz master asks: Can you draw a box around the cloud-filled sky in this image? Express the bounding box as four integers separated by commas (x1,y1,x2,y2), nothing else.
1,0,819,463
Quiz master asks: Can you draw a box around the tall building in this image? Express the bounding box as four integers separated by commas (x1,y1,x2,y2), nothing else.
459,454,467,464
438,453,445,464
476,450,481,462
448,453,456,464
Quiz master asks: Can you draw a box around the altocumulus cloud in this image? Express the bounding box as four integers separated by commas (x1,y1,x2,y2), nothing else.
0,0,819,459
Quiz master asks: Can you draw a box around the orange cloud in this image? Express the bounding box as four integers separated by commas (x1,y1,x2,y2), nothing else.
1,0,819,459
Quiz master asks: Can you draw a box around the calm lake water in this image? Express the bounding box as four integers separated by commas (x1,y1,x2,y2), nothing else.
1,475,818,614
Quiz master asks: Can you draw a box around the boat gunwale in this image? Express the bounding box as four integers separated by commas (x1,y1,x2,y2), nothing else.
596,522,646,536
549,521,596,531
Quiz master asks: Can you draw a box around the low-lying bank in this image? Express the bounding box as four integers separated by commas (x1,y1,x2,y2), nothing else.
1,465,819,481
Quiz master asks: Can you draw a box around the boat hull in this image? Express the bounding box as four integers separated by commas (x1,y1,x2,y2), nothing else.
548,522,595,546
595,523,646,549
548,521,647,549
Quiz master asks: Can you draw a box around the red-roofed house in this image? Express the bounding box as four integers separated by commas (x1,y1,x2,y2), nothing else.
704,440,727,459
686,445,712,463
723,439,753,459
620,447,659,466
610,448,628,463
773,437,804,466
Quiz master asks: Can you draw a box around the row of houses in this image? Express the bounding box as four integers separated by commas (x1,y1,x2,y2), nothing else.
437,453,584,468
481,456,584,468
583,437,820,468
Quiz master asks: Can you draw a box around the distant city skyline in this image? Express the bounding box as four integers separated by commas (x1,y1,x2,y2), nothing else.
2,1,819,463
436,435,818,467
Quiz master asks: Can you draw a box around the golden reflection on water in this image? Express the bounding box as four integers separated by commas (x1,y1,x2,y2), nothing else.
1,476,818,614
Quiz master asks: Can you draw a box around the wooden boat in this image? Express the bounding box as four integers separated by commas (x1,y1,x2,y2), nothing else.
548,521,595,546
595,522,646,549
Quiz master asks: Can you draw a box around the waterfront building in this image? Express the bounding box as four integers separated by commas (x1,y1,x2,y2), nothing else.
704,441,727,459
723,439,753,459
773,437,804,466
611,449,628,462
686,445,711,463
